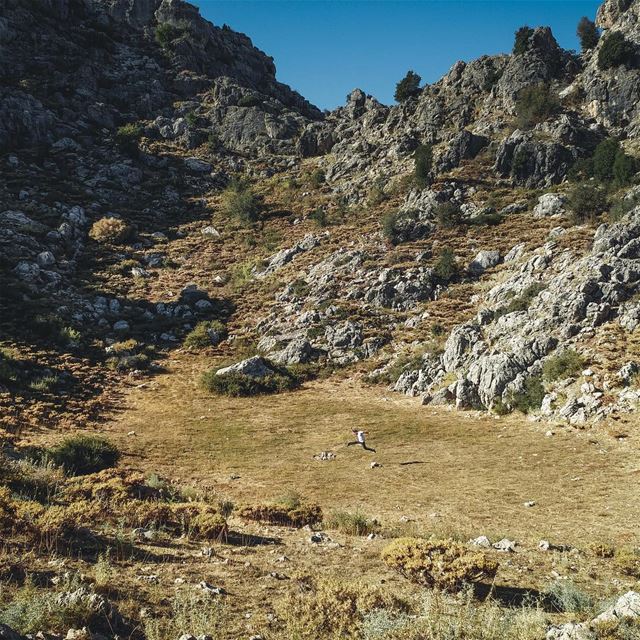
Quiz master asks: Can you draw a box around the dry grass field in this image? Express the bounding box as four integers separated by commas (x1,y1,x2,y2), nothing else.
103,352,640,550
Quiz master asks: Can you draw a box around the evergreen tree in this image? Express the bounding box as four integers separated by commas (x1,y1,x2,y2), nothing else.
577,17,599,51
394,70,422,102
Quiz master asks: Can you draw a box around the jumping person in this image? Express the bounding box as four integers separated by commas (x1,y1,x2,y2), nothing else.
347,428,376,453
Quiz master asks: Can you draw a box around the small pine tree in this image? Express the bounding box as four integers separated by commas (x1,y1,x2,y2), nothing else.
593,138,621,181
394,70,422,102
613,150,636,186
598,31,636,70
577,17,599,51
414,143,433,188
513,26,534,55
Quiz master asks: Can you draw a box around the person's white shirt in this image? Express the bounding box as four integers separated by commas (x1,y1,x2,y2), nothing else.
357,430,365,443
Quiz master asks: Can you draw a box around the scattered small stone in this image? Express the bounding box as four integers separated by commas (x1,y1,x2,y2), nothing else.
313,451,336,461
469,535,491,548
523,501,536,508
493,538,516,552
370,461,381,468
309,532,330,544
198,581,226,596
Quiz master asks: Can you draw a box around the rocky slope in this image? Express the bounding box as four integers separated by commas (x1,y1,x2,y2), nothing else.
2,0,640,430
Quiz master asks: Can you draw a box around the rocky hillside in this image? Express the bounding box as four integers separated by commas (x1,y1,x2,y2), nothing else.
3,0,640,434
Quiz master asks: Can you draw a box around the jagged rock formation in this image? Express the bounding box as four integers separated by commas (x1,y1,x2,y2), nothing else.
2,0,640,429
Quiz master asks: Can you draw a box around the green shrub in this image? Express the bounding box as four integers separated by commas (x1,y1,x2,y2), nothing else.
143,589,227,640
47,436,120,476
507,375,545,414
382,538,498,592
326,510,380,536
414,144,433,188
89,217,133,243
28,375,59,393
613,149,637,186
511,148,529,178
184,111,197,126
542,349,584,382
207,131,220,151
495,283,546,318
114,122,142,154
593,138,622,181
220,181,260,224
513,26,534,55
382,211,399,245
568,183,608,222
308,206,328,227
154,22,185,48
577,16,600,51
433,247,459,281
237,94,262,108
367,181,388,207
609,195,639,222
544,580,594,614
106,353,150,372
515,83,559,129
394,70,421,102
0,578,103,635
435,202,463,228
184,320,227,349
598,31,636,70
0,349,19,385
200,368,298,397
309,168,325,188
614,546,640,577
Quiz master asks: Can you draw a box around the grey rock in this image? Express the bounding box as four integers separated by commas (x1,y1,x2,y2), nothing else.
215,356,275,378
469,250,501,275
533,193,566,218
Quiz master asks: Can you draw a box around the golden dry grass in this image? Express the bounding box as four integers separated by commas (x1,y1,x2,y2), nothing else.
103,353,640,549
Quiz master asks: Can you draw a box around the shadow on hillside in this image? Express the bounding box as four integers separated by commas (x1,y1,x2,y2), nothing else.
226,530,282,547
475,583,550,610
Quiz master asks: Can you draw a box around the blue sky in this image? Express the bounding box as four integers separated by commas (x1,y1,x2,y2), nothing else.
194,1,601,110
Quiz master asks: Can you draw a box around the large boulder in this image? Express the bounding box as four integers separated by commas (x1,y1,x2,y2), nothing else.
215,356,275,378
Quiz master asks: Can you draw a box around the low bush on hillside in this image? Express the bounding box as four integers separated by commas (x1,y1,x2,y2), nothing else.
414,143,433,188
47,435,120,476
609,195,640,222
239,497,322,528
220,179,260,224
308,206,328,227
515,83,559,129
382,211,400,244
143,589,228,640
382,538,498,592
506,375,545,414
114,123,142,154
435,202,463,228
0,348,19,385
495,283,546,319
237,94,262,108
542,349,584,382
544,580,594,614
588,541,615,558
433,247,459,282
155,21,190,48
308,168,325,188
0,576,106,636
274,577,409,640
598,31,636,70
325,510,380,536
568,183,608,223
89,217,133,244
200,367,298,397
614,546,640,577
184,320,227,349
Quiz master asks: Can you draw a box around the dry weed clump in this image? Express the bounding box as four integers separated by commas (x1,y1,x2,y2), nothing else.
89,217,133,243
381,538,498,592
272,577,409,640
239,501,322,528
